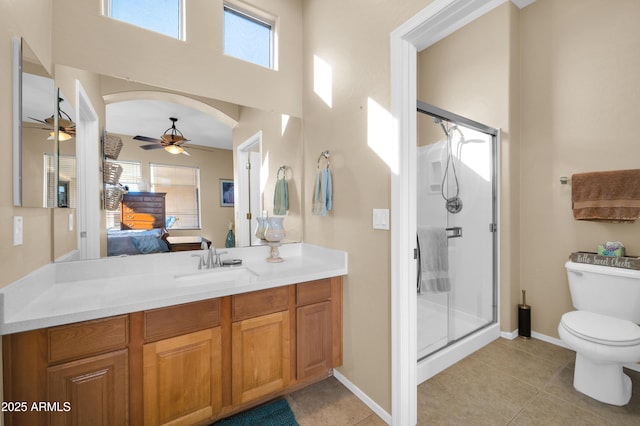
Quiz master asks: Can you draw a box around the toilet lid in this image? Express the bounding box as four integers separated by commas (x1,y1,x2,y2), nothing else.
562,311,640,346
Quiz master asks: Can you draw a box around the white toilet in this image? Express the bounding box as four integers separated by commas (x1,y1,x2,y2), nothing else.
558,260,640,406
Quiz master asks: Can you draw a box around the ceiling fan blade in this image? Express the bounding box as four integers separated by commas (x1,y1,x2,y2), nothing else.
134,135,163,143
139,144,165,150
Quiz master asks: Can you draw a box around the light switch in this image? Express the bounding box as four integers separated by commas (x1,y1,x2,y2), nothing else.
372,208,390,230
13,216,23,246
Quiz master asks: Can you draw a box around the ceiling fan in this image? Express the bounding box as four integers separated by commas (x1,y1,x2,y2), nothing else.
134,117,191,156
29,95,76,141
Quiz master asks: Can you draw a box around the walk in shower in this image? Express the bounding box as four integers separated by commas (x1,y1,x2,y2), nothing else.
416,101,499,383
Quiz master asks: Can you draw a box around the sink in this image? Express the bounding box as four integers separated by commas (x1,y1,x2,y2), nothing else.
174,267,258,285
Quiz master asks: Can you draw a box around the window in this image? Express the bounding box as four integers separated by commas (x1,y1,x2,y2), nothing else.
45,154,76,208
150,163,201,229
106,0,183,39
224,5,274,68
105,160,142,229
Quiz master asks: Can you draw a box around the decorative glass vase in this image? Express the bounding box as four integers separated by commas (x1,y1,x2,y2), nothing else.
265,217,285,262
255,217,267,240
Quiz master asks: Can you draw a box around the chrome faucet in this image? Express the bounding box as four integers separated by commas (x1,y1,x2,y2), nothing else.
202,246,228,269
191,253,205,270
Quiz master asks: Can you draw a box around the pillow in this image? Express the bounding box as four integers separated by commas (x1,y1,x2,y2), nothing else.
131,234,170,254
166,216,177,229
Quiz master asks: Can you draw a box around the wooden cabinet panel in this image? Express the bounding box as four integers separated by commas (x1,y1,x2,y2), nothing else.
143,328,222,426
297,301,332,380
232,286,289,321
232,311,290,405
296,279,331,306
48,315,128,364
144,299,220,342
47,349,129,426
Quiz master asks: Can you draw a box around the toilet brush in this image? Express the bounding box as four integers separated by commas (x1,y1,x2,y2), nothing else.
518,289,531,339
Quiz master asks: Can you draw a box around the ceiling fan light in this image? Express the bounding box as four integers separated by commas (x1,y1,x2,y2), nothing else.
165,145,184,154
47,131,73,141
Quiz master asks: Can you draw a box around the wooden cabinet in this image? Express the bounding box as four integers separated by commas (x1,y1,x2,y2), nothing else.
232,311,290,405
3,316,130,426
296,278,342,380
47,349,129,426
120,192,166,230
3,277,343,426
143,328,222,426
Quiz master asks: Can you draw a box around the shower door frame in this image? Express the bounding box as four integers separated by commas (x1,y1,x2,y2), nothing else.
416,100,499,360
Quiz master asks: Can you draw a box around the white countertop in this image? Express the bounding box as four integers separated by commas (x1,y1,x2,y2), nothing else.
0,243,347,335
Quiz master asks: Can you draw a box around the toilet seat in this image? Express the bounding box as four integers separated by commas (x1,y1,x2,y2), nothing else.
561,311,640,347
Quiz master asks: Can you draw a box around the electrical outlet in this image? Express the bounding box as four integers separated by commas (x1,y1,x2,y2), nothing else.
13,216,23,246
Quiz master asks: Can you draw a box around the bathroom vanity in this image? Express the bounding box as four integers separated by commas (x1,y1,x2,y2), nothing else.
1,243,347,425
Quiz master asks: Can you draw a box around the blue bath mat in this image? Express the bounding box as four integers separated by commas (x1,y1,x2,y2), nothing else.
212,398,299,426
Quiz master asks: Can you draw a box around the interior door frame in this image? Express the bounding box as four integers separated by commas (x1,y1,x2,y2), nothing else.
390,0,509,424
235,131,262,247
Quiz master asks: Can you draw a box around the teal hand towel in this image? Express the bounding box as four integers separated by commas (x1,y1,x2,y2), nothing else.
312,168,332,216
273,177,289,215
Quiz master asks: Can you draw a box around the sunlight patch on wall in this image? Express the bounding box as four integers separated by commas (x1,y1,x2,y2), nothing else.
281,114,290,136
261,151,270,194
314,55,333,108
367,97,398,174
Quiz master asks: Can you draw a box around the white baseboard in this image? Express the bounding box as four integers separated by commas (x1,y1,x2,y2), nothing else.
332,369,392,425
506,329,640,373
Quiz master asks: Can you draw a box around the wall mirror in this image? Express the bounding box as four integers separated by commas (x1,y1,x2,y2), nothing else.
12,38,58,208
53,73,303,260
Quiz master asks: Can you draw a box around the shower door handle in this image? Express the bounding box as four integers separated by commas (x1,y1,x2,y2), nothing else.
446,227,462,238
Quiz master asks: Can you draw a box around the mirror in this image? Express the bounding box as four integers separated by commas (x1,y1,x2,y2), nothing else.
53,73,303,260
13,37,57,207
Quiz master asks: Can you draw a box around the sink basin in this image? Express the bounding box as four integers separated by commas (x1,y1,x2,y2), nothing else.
174,267,258,285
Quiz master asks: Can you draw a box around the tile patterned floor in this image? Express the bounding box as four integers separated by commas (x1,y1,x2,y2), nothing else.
287,337,640,425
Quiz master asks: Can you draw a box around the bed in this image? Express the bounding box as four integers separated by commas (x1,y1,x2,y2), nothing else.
107,228,170,256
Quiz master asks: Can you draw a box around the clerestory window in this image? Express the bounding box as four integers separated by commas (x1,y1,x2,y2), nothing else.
106,0,183,40
223,4,274,69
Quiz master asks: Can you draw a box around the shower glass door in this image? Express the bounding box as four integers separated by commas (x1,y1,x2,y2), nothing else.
416,102,497,360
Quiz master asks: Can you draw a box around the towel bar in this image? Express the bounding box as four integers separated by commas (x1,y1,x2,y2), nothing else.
317,150,330,169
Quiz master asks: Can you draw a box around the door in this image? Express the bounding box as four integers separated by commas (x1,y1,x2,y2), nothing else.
416,102,497,359
143,328,222,426
231,311,290,404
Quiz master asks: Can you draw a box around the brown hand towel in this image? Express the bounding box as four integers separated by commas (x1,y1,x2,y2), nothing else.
572,169,640,222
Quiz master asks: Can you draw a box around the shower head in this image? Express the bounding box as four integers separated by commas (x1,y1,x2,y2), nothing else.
433,117,449,137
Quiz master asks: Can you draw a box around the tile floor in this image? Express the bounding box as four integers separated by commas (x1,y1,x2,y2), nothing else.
286,337,640,425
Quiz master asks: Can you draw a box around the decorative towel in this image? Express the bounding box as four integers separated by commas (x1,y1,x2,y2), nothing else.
572,169,640,223
273,177,289,215
417,227,450,293
312,168,332,216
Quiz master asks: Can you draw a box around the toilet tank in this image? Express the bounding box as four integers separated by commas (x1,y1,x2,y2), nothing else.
565,261,640,323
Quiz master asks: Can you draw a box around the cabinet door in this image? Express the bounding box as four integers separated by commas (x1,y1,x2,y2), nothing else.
297,301,332,380
47,349,129,426
232,311,290,404
143,328,222,426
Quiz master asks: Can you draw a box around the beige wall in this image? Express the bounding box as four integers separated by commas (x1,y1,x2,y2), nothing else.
418,2,522,332
519,0,640,337
232,107,304,242
302,0,436,413
0,1,54,288
52,0,303,117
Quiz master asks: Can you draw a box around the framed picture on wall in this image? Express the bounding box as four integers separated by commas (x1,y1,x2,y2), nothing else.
220,179,234,207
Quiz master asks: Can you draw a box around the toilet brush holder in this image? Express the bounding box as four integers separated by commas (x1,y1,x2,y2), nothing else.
518,290,531,339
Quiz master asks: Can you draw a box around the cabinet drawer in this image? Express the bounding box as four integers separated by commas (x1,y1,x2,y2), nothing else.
144,299,220,342
232,287,289,321
296,279,332,306
48,315,129,364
